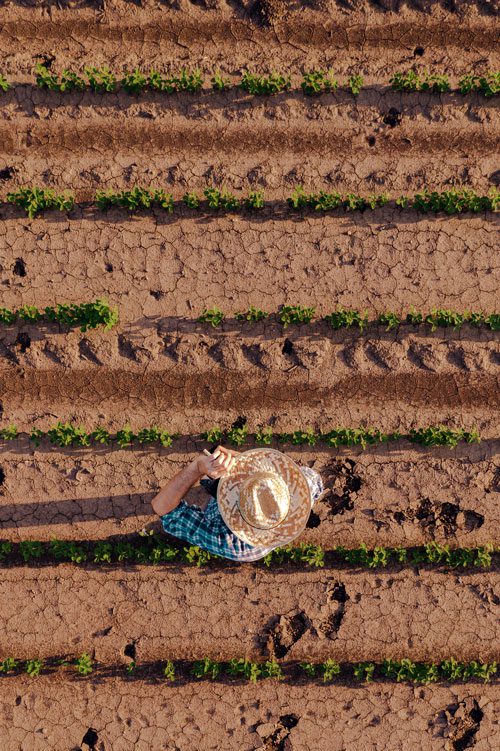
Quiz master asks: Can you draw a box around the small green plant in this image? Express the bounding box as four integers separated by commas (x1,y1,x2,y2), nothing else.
19,540,44,562
300,662,317,677
0,308,16,325
121,69,147,95
183,192,201,209
278,304,315,327
95,187,174,213
321,659,341,682
93,542,113,563
85,66,117,93
408,426,480,448
244,190,265,209
211,71,231,91
6,187,75,219
44,299,119,332
125,661,136,674
203,427,223,443
301,69,338,95
192,657,221,680
389,70,422,92
25,659,44,677
115,425,137,449
183,545,213,567
226,425,248,446
0,74,10,92
49,538,87,563
0,425,17,440
46,421,90,447
227,658,262,683
420,73,450,92
203,187,240,211
324,308,369,331
235,306,269,322
0,541,13,561
353,662,376,681
0,657,18,674
348,74,364,96
18,305,41,323
458,72,499,97
255,426,273,444
75,653,93,675
240,71,291,95
396,196,410,208
198,307,225,327
378,312,401,330
163,660,175,681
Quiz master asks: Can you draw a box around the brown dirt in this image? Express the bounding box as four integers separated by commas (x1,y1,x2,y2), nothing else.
0,1,499,746
0,678,498,751
0,566,499,662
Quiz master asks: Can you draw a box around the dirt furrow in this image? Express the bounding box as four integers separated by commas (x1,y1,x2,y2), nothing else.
0,5,498,74
0,678,499,751
0,214,498,320
1,566,499,661
0,443,498,544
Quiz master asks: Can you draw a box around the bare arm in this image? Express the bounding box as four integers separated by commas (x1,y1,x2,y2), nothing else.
151,446,237,517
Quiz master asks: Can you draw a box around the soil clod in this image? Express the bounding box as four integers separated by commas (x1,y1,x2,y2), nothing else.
383,108,402,128
265,612,310,658
0,467,5,486
443,698,483,751
398,498,484,536
81,728,99,750
318,581,350,639
257,713,299,750
322,459,361,516
15,333,31,354
13,258,26,277
0,167,15,181
414,46,426,56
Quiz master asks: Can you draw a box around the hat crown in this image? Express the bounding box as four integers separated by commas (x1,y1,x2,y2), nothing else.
237,471,290,530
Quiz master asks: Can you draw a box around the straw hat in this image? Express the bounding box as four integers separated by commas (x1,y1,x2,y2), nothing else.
217,449,312,547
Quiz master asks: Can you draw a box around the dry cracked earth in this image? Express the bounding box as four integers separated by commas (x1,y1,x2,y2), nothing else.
0,0,499,749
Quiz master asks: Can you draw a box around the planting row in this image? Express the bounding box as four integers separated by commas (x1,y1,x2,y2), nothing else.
0,299,117,331
0,656,496,684
0,538,495,569
4,186,499,218
198,305,500,331
0,66,498,97
0,422,481,448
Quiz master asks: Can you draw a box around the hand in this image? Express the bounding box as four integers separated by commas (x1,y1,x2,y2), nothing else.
195,446,237,479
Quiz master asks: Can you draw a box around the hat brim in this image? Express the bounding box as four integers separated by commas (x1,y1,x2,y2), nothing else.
217,449,312,547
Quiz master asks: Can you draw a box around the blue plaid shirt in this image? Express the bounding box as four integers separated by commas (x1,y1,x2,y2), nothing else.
161,466,323,562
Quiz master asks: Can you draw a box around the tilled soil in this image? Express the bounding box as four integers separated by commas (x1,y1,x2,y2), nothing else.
0,1,499,747
0,678,499,751
1,566,498,662
0,444,498,545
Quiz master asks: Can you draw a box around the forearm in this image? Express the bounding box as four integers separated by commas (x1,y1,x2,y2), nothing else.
151,459,203,517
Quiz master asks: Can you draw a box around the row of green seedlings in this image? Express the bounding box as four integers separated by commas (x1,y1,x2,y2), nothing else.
0,656,496,684
0,66,498,97
0,539,495,569
5,186,499,218
199,305,500,332
0,299,118,332
0,422,481,449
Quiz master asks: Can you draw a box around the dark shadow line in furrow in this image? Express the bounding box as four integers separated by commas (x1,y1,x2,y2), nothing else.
0,371,498,410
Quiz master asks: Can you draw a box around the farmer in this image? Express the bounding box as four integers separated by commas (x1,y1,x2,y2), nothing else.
152,445,323,561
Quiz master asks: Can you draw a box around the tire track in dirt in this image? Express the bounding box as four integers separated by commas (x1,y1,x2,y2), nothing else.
0,445,498,544
0,215,498,321
1,679,498,751
0,567,498,661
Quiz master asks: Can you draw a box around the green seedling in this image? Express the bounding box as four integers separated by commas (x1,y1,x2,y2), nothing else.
46,421,90,447
389,70,422,92
137,426,173,448
321,659,341,682
348,74,364,96
49,538,87,563
75,653,93,675
121,69,147,95
203,426,223,443
0,541,13,561
408,426,480,448
0,308,16,325
458,72,499,97
29,428,45,447
353,662,376,682
115,542,135,562
163,660,175,681
17,305,41,322
0,658,18,674
301,69,338,95
19,540,44,562
95,187,174,213
192,657,221,680
90,427,111,444
183,545,213,567
344,193,367,211
93,542,113,564
244,190,265,209
324,308,369,331
25,659,44,677
115,425,137,449
300,662,317,677
278,304,315,327
203,188,240,211
396,196,410,208
198,308,225,327
0,74,10,92
0,425,18,440
255,427,273,444
321,427,390,449
44,299,118,332
183,192,201,209
240,71,291,95
226,425,248,446
125,661,136,674
235,306,269,322
378,312,401,330
6,187,75,218
227,658,262,683
420,73,450,92
211,71,231,90
84,66,117,93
